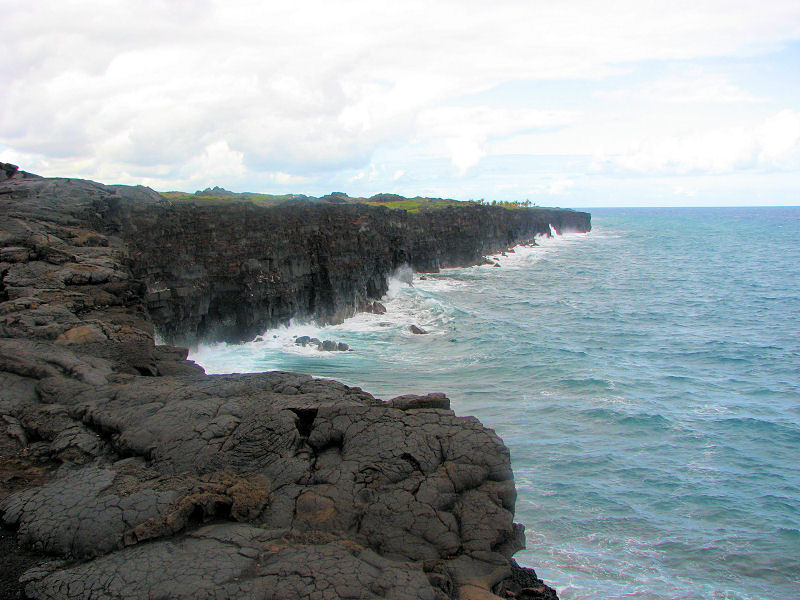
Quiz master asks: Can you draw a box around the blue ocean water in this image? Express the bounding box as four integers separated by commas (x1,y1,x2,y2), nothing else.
191,207,800,600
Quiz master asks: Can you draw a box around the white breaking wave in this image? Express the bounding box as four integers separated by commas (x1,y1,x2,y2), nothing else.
191,229,588,374
191,267,458,373
384,264,415,299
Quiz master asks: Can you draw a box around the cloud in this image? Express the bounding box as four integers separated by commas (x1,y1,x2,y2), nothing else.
185,141,246,180
595,70,766,104
418,106,576,174
757,109,800,165
548,178,576,195
1,0,800,192
607,109,800,174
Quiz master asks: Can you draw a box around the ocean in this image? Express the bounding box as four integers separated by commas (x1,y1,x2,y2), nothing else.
191,207,800,600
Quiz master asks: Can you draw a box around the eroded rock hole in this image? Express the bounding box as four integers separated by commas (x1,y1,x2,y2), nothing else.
0,268,9,303
212,500,232,521
290,408,318,438
186,500,233,526
187,504,206,526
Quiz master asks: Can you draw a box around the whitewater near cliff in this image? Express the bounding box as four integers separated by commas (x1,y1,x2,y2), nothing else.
1,167,589,600
194,207,800,600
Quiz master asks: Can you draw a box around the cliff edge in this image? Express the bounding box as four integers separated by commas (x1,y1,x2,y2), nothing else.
0,169,587,599
128,188,589,345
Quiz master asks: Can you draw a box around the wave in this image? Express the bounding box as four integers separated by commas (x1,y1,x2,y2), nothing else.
190,209,800,600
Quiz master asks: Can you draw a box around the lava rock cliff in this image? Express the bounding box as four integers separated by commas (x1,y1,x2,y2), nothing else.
124,196,589,344
0,169,585,600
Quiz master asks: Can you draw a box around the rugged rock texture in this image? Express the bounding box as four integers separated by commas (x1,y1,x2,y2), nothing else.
123,195,590,344
0,174,570,599
0,163,41,183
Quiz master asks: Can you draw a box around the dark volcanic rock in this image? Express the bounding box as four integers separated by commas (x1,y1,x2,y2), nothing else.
389,393,450,411
118,189,589,345
295,336,349,351
369,300,387,314
0,163,42,182
0,172,574,599
493,560,559,599
196,185,235,196
1,162,19,180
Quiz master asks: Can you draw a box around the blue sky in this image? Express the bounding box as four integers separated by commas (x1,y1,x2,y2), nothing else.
1,1,799,207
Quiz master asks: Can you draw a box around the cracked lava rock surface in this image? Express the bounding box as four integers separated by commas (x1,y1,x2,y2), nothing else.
0,167,561,599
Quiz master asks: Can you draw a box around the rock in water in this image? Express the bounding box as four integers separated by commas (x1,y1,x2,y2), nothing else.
410,324,429,334
0,171,569,600
320,339,337,351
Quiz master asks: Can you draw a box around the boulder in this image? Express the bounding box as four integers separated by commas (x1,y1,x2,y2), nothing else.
0,162,19,181
294,335,311,346
409,324,428,334
389,393,450,410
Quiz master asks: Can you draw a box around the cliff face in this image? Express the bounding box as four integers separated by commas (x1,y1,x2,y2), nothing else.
0,173,571,600
123,201,590,344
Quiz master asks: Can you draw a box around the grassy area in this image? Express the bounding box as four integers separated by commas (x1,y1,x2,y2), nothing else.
160,191,305,207
362,197,461,212
159,189,536,213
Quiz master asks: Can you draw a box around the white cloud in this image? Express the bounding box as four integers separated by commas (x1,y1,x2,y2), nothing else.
673,185,699,197
269,171,313,187
548,179,576,195
1,0,799,194
419,106,576,174
757,109,800,165
595,70,765,104
608,109,800,174
185,141,246,179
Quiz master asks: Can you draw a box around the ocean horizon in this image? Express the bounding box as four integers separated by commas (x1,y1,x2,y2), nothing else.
192,206,800,600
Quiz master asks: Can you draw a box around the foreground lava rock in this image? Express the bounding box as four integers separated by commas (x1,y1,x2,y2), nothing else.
0,171,577,599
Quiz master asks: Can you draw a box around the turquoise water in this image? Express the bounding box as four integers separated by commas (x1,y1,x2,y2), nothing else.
192,207,800,600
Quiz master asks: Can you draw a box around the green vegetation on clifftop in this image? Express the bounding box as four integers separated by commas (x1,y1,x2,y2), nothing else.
160,188,543,213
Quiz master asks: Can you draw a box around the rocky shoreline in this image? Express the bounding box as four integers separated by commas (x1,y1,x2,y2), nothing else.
0,165,590,599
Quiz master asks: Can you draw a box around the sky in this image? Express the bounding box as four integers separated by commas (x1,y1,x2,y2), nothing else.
1,1,799,207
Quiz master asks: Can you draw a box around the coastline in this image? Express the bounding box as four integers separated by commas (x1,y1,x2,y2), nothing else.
0,169,589,599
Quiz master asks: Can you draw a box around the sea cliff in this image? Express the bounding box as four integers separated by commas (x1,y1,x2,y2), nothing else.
126,192,589,345
0,166,589,600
